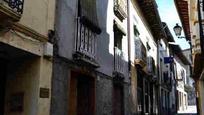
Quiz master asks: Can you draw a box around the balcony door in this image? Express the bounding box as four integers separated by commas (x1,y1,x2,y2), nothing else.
68,72,95,115
0,60,7,115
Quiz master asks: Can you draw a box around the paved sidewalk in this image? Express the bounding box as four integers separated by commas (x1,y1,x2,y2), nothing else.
177,105,197,115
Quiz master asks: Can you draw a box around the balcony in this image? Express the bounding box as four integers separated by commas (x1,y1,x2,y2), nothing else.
134,39,147,67
114,0,127,21
195,39,200,46
73,17,99,68
0,0,23,28
192,39,201,54
114,47,125,76
147,56,156,75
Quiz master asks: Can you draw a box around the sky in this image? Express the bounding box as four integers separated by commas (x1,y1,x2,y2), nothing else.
156,0,190,50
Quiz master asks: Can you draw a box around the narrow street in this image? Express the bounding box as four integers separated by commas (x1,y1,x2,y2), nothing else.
0,0,202,115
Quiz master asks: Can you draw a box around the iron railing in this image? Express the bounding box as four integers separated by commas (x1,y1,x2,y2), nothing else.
114,0,127,12
2,0,24,14
114,0,127,20
135,39,147,63
114,47,125,74
75,17,97,60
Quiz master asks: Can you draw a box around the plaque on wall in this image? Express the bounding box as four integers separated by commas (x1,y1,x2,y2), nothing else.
9,92,24,112
40,88,49,98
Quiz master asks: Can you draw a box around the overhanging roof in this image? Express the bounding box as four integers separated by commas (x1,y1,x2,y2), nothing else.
162,22,190,65
170,45,191,65
137,0,165,40
162,22,175,42
174,0,191,41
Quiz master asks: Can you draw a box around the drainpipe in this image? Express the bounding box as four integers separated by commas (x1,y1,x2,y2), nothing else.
195,78,200,115
157,38,161,115
198,0,204,54
127,0,133,114
197,0,203,114
127,0,131,72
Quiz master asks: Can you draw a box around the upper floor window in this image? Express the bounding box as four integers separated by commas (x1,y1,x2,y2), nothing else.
78,0,101,34
114,0,127,21
134,25,140,37
114,21,126,50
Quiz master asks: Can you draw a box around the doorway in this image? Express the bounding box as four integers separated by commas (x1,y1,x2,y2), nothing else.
137,72,143,115
113,83,124,115
0,60,7,115
68,72,95,115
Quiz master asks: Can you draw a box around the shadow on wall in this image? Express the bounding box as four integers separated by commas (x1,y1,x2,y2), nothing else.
96,0,113,76
96,0,129,77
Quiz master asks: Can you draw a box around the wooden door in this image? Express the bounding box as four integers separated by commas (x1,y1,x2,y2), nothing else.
68,72,95,115
113,84,124,115
77,76,95,115
68,74,77,115
137,71,144,115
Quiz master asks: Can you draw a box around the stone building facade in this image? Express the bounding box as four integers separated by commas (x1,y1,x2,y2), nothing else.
175,0,204,114
0,0,56,115
51,0,130,115
51,0,183,115
0,0,191,115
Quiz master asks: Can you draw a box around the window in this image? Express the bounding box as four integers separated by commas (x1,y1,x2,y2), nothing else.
114,31,123,50
160,58,163,82
75,0,101,63
78,0,101,34
146,42,151,51
134,25,140,37
114,21,125,50
68,72,95,115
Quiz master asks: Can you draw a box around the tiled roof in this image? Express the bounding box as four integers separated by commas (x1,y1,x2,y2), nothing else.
174,0,191,41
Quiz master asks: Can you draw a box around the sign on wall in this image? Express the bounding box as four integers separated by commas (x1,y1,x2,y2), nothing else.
164,57,174,64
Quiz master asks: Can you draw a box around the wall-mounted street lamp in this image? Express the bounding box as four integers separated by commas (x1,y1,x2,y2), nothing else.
173,23,182,36
173,23,185,39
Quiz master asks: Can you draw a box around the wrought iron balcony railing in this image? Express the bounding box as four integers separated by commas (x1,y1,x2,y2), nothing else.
2,0,24,14
114,47,125,75
114,0,127,21
0,0,24,27
73,17,99,67
134,39,147,66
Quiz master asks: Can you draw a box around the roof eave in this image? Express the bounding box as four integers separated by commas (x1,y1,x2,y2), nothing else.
174,0,191,41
